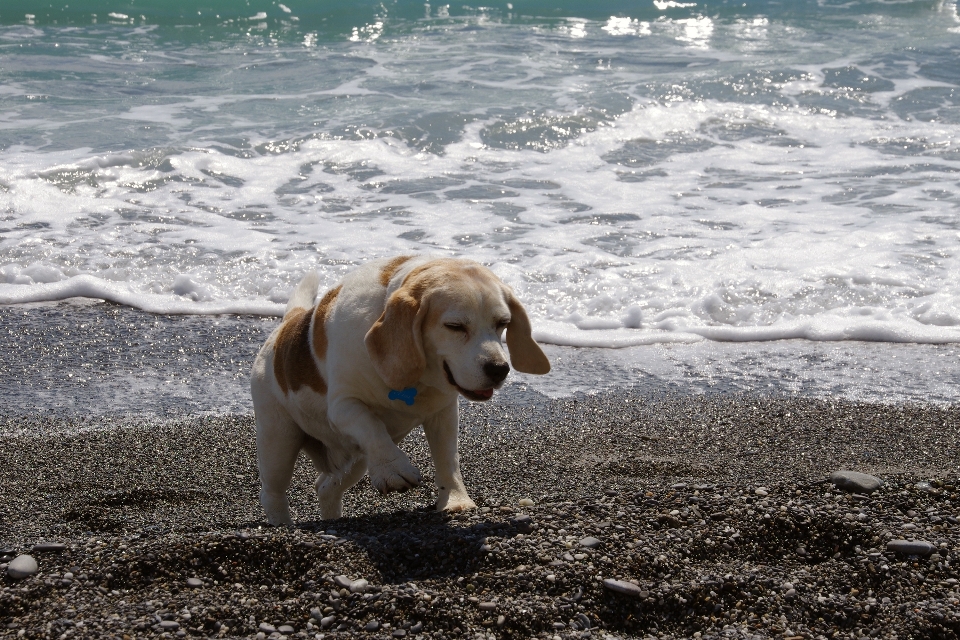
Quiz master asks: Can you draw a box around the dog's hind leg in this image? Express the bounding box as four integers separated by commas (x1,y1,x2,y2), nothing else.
306,449,367,521
254,400,304,527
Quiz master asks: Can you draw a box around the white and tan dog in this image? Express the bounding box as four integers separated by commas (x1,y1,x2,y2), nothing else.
251,256,550,525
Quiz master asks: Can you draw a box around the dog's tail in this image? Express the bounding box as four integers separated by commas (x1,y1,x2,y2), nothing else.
284,271,320,318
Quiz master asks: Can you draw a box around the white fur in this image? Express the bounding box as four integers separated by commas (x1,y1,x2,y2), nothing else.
251,256,550,525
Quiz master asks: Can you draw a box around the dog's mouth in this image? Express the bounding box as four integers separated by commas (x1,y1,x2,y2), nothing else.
443,361,494,402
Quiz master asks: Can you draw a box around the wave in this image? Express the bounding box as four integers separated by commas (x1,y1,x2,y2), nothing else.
4,275,959,347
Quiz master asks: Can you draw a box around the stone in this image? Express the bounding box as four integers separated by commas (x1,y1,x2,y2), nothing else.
410,622,423,634
830,471,882,494
754,487,769,496
7,555,38,580
392,630,407,638
479,602,497,611
186,577,203,588
887,539,935,556
579,536,602,549
511,514,534,532
518,498,535,507
258,623,276,634
350,578,370,593
31,543,66,553
320,616,336,629
278,625,295,634
602,578,644,597
309,607,323,621
333,575,354,589
365,619,380,631
576,613,592,629
159,621,180,631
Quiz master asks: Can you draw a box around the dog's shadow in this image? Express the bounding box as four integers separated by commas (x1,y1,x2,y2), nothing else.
294,508,518,584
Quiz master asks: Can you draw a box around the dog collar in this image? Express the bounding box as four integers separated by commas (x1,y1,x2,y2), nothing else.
388,387,418,406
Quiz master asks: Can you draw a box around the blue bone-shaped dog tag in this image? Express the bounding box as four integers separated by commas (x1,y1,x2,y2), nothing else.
388,387,418,406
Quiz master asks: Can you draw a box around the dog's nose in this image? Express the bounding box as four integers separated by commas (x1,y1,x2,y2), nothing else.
483,361,510,384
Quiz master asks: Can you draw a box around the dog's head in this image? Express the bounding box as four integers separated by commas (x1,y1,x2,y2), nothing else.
365,258,550,400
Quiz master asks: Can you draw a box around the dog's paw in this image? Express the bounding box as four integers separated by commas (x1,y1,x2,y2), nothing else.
369,453,422,495
315,476,345,520
437,493,477,513
261,489,294,527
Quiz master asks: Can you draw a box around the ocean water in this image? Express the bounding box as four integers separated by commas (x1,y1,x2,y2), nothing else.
1,0,960,354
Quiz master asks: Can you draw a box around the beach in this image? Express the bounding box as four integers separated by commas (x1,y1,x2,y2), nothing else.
2,2,960,636
1,306,959,639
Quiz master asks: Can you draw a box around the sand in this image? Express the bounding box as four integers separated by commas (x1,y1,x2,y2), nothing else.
1,391,959,639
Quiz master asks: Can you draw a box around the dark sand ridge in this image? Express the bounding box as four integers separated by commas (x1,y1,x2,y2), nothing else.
1,391,959,639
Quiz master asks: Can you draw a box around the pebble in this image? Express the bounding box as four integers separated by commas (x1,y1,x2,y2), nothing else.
579,536,602,549
333,575,354,589
365,619,380,631
160,621,180,631
479,602,497,611
886,539,936,556
754,487,769,496
278,625,295,634
320,616,336,629
350,578,370,593
31,542,66,553
518,498,535,506
6,554,38,580
829,470,882,493
602,578,645,597
392,630,407,638
258,623,276,634
186,577,203,588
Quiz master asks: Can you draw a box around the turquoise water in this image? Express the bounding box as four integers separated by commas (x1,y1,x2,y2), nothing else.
1,0,960,348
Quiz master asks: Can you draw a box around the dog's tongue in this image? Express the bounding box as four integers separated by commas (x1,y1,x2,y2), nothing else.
474,388,494,400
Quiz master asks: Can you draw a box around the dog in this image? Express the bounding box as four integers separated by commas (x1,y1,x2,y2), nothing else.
251,256,550,525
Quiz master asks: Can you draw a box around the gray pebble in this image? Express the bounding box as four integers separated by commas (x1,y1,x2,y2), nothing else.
602,578,644,597
410,622,423,634
186,577,203,588
392,630,407,638
309,607,323,621
320,616,336,629
364,619,380,631
31,543,66,553
159,620,180,630
830,470,882,494
887,539,935,556
579,536,602,549
278,625,295,634
479,601,497,611
333,575,354,589
258,622,276,633
7,555,38,580
350,578,370,593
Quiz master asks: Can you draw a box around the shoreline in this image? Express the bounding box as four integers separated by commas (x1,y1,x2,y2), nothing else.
3,302,960,424
1,390,959,639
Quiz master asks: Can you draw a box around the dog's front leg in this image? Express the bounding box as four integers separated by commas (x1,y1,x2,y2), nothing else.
424,403,477,512
328,397,422,494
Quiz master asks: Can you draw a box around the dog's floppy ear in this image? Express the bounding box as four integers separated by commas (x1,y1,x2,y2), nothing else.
365,289,427,389
504,288,551,375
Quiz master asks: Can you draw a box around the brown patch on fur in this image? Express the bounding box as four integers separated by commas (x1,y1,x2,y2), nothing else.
274,307,326,395
379,255,414,287
312,285,342,363
402,258,473,302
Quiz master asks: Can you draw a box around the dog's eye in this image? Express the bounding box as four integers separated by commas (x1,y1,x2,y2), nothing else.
496,319,509,330
444,323,467,333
